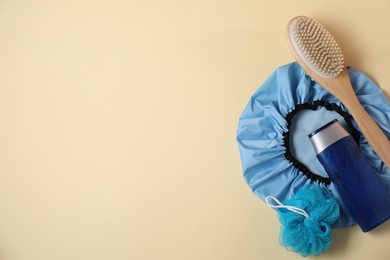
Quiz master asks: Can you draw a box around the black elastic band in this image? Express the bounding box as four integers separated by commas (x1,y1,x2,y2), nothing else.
282,100,360,185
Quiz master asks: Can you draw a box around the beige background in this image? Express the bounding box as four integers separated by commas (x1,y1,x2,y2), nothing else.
1,0,390,259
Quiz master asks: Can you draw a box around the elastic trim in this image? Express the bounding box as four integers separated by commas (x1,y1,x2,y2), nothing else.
282,100,360,185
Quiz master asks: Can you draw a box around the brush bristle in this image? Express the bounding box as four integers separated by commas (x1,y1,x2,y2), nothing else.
292,17,344,78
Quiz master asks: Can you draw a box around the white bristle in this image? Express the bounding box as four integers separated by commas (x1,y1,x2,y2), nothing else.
290,16,344,78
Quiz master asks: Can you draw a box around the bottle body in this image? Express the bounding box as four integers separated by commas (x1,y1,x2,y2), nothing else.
309,120,390,232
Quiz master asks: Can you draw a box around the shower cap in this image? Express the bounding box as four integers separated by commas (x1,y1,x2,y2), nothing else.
237,62,390,227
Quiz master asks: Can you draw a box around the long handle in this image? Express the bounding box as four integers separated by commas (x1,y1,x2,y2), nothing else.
309,68,390,169
345,94,390,168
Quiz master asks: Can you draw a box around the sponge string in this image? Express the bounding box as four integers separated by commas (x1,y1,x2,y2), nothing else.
265,196,309,219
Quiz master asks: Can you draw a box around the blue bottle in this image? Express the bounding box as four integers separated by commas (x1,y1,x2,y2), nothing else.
309,119,390,232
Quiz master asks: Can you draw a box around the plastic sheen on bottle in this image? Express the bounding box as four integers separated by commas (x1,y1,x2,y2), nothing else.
309,119,390,232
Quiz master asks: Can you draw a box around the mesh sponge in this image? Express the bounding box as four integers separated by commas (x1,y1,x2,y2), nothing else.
277,185,339,256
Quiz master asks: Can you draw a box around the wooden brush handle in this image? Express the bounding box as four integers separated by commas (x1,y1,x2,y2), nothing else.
304,68,390,169
344,93,390,168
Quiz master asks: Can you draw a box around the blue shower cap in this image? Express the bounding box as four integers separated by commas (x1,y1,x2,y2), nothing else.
237,62,390,227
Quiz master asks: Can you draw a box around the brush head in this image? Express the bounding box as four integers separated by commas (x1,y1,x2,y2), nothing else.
287,16,344,79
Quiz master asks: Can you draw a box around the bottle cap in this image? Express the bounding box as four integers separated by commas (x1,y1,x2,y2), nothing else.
309,119,350,154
